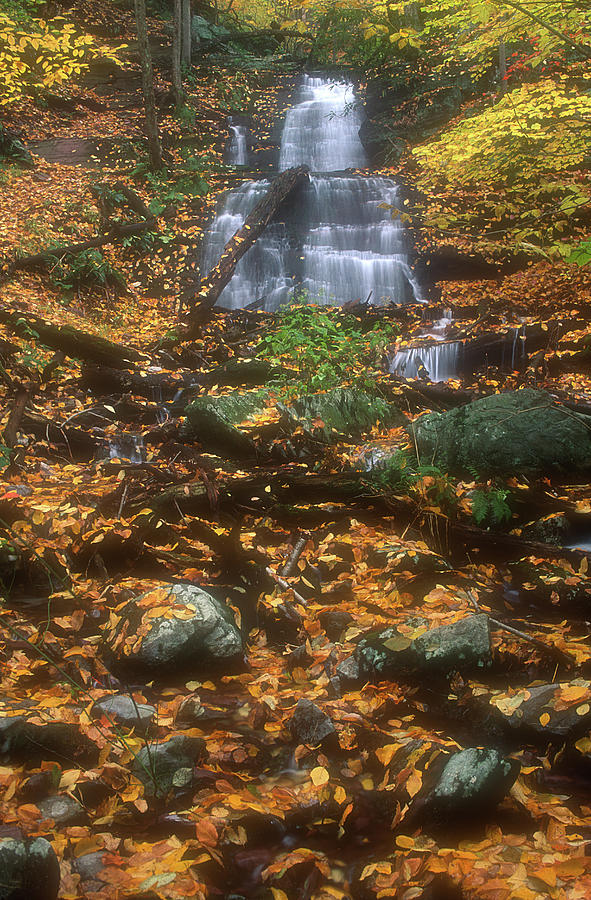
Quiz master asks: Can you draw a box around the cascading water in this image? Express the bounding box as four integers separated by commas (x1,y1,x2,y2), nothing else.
200,74,421,310
227,124,248,166
391,342,462,382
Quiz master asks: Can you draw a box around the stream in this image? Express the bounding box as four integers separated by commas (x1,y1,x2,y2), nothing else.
201,74,421,311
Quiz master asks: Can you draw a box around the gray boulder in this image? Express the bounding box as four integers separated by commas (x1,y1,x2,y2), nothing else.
411,389,591,476
429,748,517,812
37,795,86,826
289,699,336,746
355,615,491,678
0,837,60,900
73,851,105,881
94,695,156,733
0,713,96,765
103,583,243,675
131,735,206,797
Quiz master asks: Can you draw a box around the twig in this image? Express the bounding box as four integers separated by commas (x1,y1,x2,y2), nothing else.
281,536,307,577
266,567,308,607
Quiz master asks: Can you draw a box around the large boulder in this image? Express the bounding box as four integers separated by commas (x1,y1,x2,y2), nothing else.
352,615,491,679
0,837,60,900
94,695,156,733
428,748,517,815
411,389,591,476
103,583,243,675
181,391,267,458
283,388,403,442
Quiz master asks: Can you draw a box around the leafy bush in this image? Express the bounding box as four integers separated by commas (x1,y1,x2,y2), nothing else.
49,249,125,291
370,450,457,514
259,300,397,395
0,14,124,105
471,487,512,527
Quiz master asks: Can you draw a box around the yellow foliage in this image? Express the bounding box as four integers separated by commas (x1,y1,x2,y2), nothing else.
0,14,124,106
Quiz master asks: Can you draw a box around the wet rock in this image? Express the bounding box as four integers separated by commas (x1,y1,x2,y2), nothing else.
369,540,451,578
0,711,97,765
94,695,156,732
73,851,105,881
318,608,353,640
429,748,517,814
176,696,204,727
0,837,60,900
181,391,267,458
355,614,491,679
412,389,591,476
289,699,336,746
131,735,206,797
19,769,61,803
520,513,570,546
103,583,243,675
283,388,403,442
490,681,591,740
37,794,86,826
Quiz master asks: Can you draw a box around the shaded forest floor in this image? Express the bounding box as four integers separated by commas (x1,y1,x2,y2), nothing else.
2,21,591,900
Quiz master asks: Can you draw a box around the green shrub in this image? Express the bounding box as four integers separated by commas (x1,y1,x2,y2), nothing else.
471,487,512,527
259,300,397,395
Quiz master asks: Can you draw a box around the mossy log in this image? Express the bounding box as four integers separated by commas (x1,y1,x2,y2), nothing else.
0,309,142,368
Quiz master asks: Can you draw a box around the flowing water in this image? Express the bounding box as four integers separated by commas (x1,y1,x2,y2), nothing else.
207,74,420,310
227,123,248,166
390,342,462,382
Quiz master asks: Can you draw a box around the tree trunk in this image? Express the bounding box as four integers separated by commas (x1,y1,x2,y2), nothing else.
181,0,192,68
499,39,507,93
134,0,163,171
191,166,309,311
172,0,184,107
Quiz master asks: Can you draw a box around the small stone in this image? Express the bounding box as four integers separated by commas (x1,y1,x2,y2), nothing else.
37,795,86,826
172,767,194,789
289,699,336,746
73,851,105,881
94,695,156,732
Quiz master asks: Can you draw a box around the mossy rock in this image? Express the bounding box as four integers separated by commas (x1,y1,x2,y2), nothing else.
284,388,403,442
411,389,591,476
181,390,267,458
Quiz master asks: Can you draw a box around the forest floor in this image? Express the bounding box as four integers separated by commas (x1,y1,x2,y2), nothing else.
1,18,591,900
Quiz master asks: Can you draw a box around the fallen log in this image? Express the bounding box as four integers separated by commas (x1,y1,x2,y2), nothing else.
190,165,309,311
0,308,142,368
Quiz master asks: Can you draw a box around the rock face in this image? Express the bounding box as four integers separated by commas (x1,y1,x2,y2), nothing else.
181,391,266,458
355,615,492,679
94,695,156,733
0,837,60,900
131,735,206,797
284,388,402,442
103,583,243,675
289,699,336,746
411,389,591,476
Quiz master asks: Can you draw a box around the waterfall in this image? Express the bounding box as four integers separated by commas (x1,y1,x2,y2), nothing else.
200,73,421,310
279,75,367,173
108,434,145,464
391,342,462,382
227,123,248,166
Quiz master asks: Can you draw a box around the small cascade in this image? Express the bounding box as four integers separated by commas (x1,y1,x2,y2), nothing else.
424,308,454,340
279,76,367,173
511,324,527,370
391,341,462,382
108,434,145,464
227,123,248,166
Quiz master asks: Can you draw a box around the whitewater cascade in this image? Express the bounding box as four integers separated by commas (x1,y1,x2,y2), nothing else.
205,74,420,310
227,123,248,166
390,342,462,382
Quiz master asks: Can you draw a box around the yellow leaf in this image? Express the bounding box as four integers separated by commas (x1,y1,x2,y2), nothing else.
271,890,289,900
310,766,329,786
539,712,550,726
396,835,416,849
576,703,590,716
